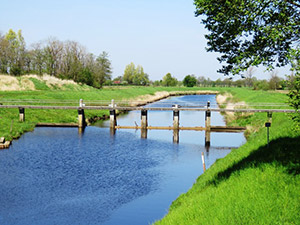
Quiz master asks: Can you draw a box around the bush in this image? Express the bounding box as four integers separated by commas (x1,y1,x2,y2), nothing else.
183,75,197,87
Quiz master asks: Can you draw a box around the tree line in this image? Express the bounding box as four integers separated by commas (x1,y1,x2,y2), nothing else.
0,29,112,88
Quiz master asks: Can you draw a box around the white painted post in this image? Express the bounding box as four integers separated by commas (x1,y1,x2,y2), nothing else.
19,107,25,122
109,99,117,129
173,104,180,130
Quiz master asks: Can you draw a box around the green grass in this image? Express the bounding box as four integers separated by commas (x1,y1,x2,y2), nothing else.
156,88,300,225
28,78,51,90
0,86,213,140
1,85,299,223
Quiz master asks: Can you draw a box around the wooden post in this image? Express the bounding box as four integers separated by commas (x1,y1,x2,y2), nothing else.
141,109,148,139
205,130,211,149
19,107,25,122
141,128,148,139
201,152,206,172
267,112,272,123
110,109,117,129
173,104,180,130
205,101,211,148
141,109,148,129
205,101,211,130
173,129,179,143
78,108,86,128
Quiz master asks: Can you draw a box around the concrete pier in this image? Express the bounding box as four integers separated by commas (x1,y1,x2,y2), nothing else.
205,101,211,130
173,129,179,143
19,107,25,122
141,128,148,139
205,131,211,150
205,101,211,147
173,104,180,130
78,108,86,128
141,109,148,129
110,109,117,129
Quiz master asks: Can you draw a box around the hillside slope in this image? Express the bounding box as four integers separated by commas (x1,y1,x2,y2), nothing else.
156,89,300,225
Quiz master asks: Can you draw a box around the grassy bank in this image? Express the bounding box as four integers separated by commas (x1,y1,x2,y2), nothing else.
0,86,216,140
156,88,300,224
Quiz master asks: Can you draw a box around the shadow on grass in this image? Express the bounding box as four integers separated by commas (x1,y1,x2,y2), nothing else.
210,136,300,186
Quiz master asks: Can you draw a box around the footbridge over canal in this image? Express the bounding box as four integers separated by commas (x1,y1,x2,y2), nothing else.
0,99,296,148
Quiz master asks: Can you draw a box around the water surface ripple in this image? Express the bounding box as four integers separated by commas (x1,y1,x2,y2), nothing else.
0,95,245,225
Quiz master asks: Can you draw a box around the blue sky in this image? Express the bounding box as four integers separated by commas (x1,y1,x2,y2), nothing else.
0,0,290,80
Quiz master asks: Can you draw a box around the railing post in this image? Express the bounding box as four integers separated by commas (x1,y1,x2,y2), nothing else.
19,107,25,122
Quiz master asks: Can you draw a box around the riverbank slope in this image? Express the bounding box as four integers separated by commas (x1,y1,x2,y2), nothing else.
155,88,300,224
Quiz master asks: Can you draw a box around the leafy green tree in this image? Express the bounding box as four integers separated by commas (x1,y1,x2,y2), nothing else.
183,75,197,87
93,51,112,88
132,65,149,85
77,67,93,86
287,49,300,129
194,0,300,75
4,29,26,75
162,73,178,86
123,62,136,84
287,49,300,111
153,80,162,86
123,63,149,85
0,32,9,73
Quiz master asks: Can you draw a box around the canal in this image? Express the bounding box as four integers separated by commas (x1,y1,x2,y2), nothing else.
0,95,245,225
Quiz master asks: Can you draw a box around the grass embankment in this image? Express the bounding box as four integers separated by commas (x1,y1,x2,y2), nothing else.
156,88,300,224
0,83,215,141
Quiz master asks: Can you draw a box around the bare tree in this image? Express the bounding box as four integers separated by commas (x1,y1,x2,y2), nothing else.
44,37,63,76
269,70,281,90
245,67,256,87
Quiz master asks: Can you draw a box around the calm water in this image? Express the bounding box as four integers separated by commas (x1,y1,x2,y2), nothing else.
0,95,245,225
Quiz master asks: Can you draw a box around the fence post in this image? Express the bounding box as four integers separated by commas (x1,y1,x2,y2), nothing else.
19,107,25,122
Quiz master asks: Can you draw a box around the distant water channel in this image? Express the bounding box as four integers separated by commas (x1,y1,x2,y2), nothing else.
0,95,245,225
